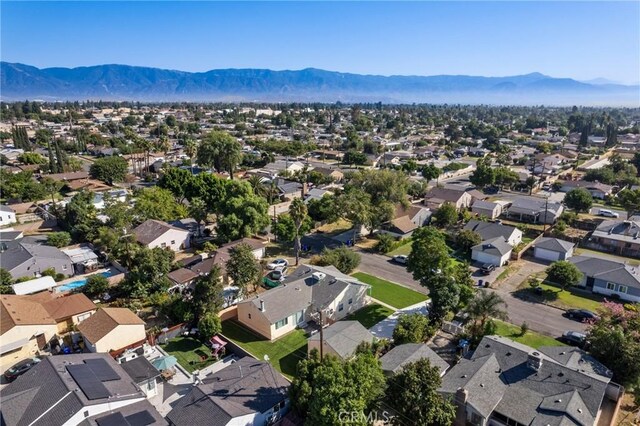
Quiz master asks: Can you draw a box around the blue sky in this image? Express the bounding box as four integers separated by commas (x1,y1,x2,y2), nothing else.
2,1,639,84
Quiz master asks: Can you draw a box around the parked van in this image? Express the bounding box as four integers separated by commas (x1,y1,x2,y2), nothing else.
598,209,620,218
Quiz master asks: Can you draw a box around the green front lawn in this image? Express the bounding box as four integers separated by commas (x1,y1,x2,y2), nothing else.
517,281,604,312
387,241,412,257
346,303,395,328
221,320,307,379
494,320,566,349
352,272,428,309
160,337,218,373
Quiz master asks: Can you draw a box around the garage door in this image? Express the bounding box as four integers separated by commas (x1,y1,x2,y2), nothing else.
534,247,560,262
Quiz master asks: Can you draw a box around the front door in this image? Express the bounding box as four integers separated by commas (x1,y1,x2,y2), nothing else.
586,276,595,288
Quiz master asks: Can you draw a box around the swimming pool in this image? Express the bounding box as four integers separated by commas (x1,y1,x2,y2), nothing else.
56,270,117,292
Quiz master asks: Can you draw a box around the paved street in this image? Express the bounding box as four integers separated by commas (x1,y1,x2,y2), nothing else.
356,251,425,293
588,207,627,219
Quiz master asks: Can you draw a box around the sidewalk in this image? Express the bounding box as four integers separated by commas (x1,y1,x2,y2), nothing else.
368,300,429,340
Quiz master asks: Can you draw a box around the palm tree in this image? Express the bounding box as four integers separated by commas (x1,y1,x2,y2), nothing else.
183,137,198,175
248,175,268,198
289,198,308,265
465,290,508,341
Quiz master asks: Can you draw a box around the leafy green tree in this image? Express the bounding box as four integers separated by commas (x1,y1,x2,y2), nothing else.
0,170,46,201
18,152,47,165
546,260,583,289
392,313,436,344
193,265,224,318
274,214,313,243
525,176,537,195
456,229,482,253
564,188,593,213
421,164,441,182
343,150,367,165
587,301,640,386
291,353,385,426
465,290,508,343
226,243,261,293
119,247,175,298
494,167,519,190
376,233,396,253
407,227,450,285
307,195,338,223
432,202,458,228
0,268,14,294
198,312,222,340
47,231,71,248
336,188,373,242
386,359,456,426
427,274,461,320
133,187,188,222
216,192,270,242
187,197,207,236
314,246,361,274
197,131,243,179
617,188,640,217
89,156,128,185
469,158,495,189
158,167,194,202
289,198,309,265
62,191,98,242
40,177,64,206
83,274,110,298
346,169,409,207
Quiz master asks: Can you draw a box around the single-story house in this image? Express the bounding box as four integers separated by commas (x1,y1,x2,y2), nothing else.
380,204,432,239
167,357,290,426
119,356,161,399
167,268,199,293
307,321,375,360
471,237,512,266
61,244,100,274
471,201,503,220
380,343,449,377
188,237,267,284
569,255,640,302
77,308,146,353
132,219,191,252
237,265,370,340
0,239,74,280
10,275,56,295
558,180,613,199
590,219,640,258
37,292,97,334
504,196,564,225
0,353,157,426
310,166,344,182
532,237,575,261
464,219,523,247
439,335,614,426
275,178,304,199
304,188,334,203
0,205,17,226
424,188,473,210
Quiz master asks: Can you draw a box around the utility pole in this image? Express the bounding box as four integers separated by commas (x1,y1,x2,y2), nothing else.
318,309,324,361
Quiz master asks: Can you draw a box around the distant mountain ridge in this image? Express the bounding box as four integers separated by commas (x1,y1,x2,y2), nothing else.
1,62,638,106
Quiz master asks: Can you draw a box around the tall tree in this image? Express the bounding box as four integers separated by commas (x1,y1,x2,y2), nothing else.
133,187,188,222
464,290,508,342
226,243,262,293
564,188,593,213
386,359,456,426
193,265,224,318
469,157,495,188
197,131,243,179
289,198,308,265
89,156,128,185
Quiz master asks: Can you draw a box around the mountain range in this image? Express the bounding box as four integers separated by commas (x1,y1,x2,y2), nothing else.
1,62,638,106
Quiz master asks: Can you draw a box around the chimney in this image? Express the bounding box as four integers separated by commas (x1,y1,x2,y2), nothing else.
260,300,265,312
453,388,468,426
527,351,543,371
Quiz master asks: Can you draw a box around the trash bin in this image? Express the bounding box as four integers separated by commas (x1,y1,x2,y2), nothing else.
478,279,483,287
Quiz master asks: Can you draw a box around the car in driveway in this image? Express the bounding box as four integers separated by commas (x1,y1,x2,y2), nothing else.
266,259,289,270
565,309,600,322
4,357,42,382
560,330,587,347
392,255,408,265
479,263,495,275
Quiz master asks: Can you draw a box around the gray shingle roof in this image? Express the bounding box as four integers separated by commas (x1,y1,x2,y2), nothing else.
593,219,640,244
0,240,71,273
379,343,449,375
166,358,289,426
569,255,640,289
308,321,374,359
119,356,161,384
534,237,574,253
440,336,611,426
471,237,513,257
464,219,518,242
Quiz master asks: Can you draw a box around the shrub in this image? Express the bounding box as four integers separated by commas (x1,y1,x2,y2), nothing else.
312,246,361,274
376,233,396,253
83,274,110,298
393,313,437,345
519,321,529,336
47,231,71,248
546,261,582,289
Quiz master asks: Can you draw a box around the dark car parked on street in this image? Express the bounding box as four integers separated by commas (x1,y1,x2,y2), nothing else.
565,309,600,322
560,331,588,348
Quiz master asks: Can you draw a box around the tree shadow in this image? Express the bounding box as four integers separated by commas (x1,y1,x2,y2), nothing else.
513,287,559,304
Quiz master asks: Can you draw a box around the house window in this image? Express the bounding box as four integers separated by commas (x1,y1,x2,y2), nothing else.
171,240,176,245
84,411,89,418
62,264,68,271
338,303,344,312
618,285,628,294
348,298,353,305
147,380,155,391
606,282,616,290
470,412,483,426
161,242,167,248
275,317,289,330
77,313,91,322
248,313,252,319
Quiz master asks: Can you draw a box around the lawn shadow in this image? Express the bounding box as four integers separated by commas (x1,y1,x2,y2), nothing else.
513,287,559,304
347,304,395,329
278,345,308,378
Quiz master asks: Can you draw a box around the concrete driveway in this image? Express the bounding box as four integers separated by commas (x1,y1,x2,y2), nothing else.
368,301,429,339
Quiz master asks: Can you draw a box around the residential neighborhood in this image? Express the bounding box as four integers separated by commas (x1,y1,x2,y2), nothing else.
0,64,640,426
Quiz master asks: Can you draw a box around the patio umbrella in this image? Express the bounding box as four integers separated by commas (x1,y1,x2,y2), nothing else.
152,355,178,371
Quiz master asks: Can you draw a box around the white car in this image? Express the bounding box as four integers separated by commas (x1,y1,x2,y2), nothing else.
267,259,289,270
393,255,408,265
598,209,620,218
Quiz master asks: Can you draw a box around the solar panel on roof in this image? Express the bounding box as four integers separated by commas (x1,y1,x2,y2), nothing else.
126,410,156,426
96,412,129,426
66,364,111,400
84,358,120,381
